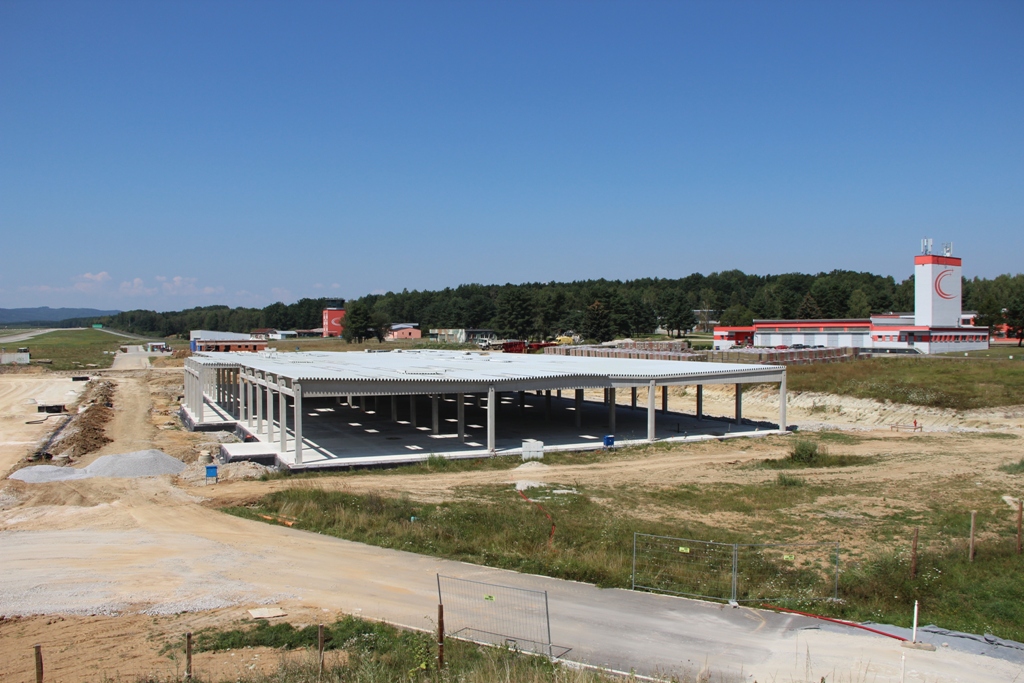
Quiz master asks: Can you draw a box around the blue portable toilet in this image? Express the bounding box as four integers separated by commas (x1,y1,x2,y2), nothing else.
603,435,615,447
205,464,218,483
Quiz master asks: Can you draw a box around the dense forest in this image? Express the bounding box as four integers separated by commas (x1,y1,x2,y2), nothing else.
74,269,1024,343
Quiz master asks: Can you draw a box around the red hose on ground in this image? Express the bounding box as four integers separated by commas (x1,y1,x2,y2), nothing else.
760,603,907,641
517,488,556,547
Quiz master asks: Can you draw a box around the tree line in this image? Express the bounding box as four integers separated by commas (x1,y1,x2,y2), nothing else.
72,269,1024,344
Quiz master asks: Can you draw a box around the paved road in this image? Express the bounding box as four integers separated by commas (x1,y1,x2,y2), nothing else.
0,328,64,344
110,346,153,370
0,479,1015,682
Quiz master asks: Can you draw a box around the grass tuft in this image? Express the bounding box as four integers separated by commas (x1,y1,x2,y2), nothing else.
775,472,805,487
759,440,875,469
998,458,1024,475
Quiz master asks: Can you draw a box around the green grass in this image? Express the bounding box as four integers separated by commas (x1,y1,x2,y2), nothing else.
228,485,777,589
787,357,1024,410
775,472,805,487
228,483,1024,642
13,328,124,370
939,345,1023,359
161,615,627,683
998,458,1024,474
821,541,1024,640
758,440,876,469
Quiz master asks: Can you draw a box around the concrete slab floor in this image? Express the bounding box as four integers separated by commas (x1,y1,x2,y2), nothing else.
224,392,779,470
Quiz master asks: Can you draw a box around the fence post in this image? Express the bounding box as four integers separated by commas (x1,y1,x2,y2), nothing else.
834,542,840,600
544,590,553,659
34,644,43,683
730,544,739,603
318,623,325,677
910,528,919,580
1017,500,1022,556
631,532,637,591
969,510,976,562
185,632,192,680
437,603,445,671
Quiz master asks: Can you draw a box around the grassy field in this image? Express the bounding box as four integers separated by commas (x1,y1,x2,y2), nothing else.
165,614,624,683
787,356,1024,410
12,328,125,371
940,344,1023,359
228,446,1024,641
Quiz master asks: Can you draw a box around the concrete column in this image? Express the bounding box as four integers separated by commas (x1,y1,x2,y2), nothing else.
696,385,703,421
631,387,637,410
735,383,743,424
661,386,668,412
457,392,465,442
256,378,264,433
410,395,417,428
575,389,583,428
197,368,205,423
557,390,561,398
391,396,398,422
431,394,439,435
246,376,253,427
487,385,496,453
647,381,656,442
545,390,551,420
608,388,616,433
294,383,303,465
279,388,287,452
266,386,275,443
779,374,787,432
519,391,525,412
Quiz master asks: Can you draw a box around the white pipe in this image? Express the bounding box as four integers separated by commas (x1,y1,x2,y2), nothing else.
912,600,919,643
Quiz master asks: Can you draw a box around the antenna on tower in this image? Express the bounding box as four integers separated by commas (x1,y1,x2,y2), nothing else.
942,242,953,257
921,238,933,255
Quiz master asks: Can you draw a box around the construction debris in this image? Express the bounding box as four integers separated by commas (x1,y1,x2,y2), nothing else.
10,450,186,483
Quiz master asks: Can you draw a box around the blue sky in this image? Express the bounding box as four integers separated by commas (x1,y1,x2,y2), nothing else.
1,0,1021,310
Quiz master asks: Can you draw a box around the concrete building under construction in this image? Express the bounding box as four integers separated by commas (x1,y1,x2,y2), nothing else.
181,350,787,470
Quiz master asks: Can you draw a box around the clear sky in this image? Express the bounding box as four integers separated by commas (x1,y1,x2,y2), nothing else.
1,0,1021,310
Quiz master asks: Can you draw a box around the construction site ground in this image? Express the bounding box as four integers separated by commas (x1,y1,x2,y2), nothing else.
1,365,1023,682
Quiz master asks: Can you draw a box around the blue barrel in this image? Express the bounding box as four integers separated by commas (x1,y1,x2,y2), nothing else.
603,435,615,447
205,464,218,479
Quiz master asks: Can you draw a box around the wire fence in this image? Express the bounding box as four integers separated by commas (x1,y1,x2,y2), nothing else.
437,575,553,657
632,533,840,603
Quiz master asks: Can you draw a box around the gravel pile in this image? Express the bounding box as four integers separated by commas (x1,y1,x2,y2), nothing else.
10,450,185,484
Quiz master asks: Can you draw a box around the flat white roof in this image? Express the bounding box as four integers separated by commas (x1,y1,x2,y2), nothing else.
189,350,783,393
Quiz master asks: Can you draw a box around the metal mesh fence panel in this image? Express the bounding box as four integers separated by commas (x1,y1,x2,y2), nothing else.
437,575,552,656
633,533,839,603
632,534,737,601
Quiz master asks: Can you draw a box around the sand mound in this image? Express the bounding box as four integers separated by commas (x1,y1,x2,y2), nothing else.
10,450,185,484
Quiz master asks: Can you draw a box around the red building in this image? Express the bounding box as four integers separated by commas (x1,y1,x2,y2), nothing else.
322,308,346,338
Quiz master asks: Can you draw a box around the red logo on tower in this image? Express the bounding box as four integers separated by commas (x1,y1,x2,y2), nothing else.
934,269,956,300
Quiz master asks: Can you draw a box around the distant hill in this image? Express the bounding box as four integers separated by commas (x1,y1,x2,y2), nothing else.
0,307,121,325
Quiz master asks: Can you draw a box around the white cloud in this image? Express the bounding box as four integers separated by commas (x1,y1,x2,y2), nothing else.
119,278,158,296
